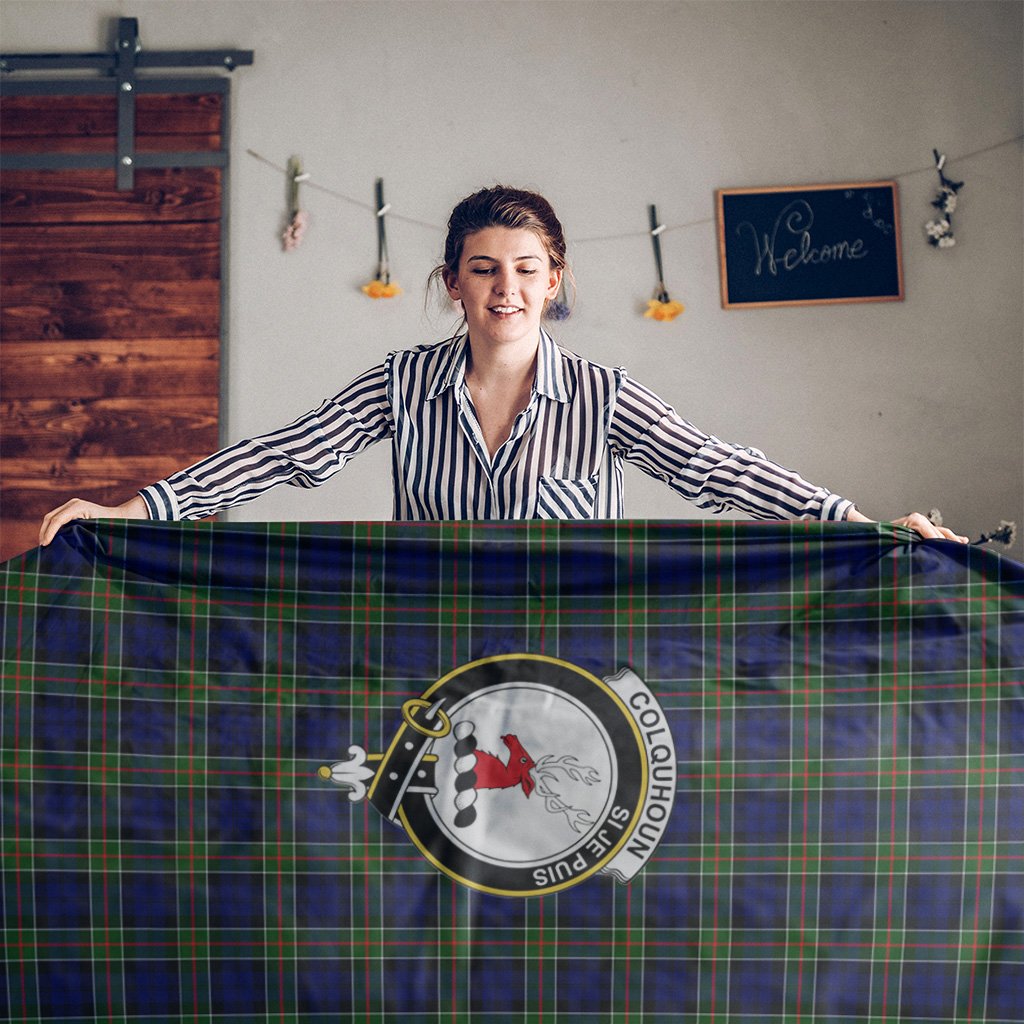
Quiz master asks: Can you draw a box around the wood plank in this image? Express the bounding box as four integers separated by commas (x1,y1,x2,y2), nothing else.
1,519,45,563
1,134,222,155
1,168,222,224
1,455,200,520
0,222,220,283
1,339,219,398
1,279,219,340
1,397,219,458
0,93,223,138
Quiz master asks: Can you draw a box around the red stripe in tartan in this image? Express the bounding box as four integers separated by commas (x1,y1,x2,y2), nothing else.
276,524,288,1024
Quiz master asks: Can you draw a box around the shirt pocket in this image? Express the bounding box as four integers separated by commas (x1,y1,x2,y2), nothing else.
534,475,599,519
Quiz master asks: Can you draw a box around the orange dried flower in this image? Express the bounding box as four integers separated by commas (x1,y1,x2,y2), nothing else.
643,299,685,322
361,279,402,299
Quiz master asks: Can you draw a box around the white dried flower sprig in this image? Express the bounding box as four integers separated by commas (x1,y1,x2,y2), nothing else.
974,521,1017,547
925,150,963,250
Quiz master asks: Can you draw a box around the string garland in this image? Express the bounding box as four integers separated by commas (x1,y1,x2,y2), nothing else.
246,134,1022,246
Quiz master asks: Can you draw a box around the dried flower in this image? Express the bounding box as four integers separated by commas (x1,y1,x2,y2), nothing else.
975,521,1017,547
361,279,402,299
546,277,572,321
925,150,963,250
282,209,308,252
644,299,685,322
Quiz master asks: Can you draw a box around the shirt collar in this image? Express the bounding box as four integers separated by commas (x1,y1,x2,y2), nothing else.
426,329,570,403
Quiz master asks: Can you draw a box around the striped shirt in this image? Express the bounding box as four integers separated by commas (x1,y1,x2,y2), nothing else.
139,331,854,522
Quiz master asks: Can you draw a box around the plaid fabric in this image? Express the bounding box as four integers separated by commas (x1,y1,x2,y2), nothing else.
2,519,1022,1023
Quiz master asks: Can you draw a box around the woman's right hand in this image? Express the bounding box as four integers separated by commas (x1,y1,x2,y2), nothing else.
39,494,150,547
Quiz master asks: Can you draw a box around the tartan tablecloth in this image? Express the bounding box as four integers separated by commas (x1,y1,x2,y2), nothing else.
2,519,1022,1023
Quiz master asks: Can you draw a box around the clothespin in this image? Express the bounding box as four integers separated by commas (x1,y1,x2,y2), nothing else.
649,204,669,304
375,178,391,284
282,155,309,251
643,204,684,321
361,178,401,298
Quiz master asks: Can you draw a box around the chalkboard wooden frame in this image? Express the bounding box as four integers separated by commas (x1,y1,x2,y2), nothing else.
716,181,904,309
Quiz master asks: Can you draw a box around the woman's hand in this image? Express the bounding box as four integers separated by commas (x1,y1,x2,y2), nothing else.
847,508,969,543
39,495,149,547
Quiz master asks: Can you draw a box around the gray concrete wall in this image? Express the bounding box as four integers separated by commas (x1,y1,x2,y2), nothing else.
4,0,1021,554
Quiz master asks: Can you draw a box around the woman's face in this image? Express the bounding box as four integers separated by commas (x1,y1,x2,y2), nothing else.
445,227,561,350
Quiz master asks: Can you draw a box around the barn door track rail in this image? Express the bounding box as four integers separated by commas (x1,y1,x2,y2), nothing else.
1,17,253,189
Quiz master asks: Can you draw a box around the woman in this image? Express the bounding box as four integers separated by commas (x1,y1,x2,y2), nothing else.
39,186,967,544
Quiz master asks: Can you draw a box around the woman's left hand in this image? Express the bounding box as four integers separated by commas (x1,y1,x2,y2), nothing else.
847,508,969,543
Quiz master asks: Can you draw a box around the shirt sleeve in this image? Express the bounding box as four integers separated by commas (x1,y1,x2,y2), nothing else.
139,360,394,520
607,374,854,521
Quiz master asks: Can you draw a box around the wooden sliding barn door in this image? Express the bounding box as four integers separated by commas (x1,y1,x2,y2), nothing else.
1,75,231,561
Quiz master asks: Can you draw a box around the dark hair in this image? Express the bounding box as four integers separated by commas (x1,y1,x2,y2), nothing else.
428,185,573,319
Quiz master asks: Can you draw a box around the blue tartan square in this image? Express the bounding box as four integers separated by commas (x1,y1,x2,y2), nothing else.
1000,697,1024,753
120,871,178,929
732,789,791,843
293,618,354,678
729,957,785,1011
640,874,700,929
907,786,967,842
119,783,176,841
120,610,179,671
640,955,699,1013
904,873,964,930
207,873,265,928
123,960,181,1016
205,785,263,843
291,704,354,762
379,873,441,931
557,878,614,927
470,957,526,1012
32,781,89,839
383,958,439,1013
731,873,789,928
296,958,354,1014
209,959,266,1014
819,788,878,843
898,961,957,1017
472,891,526,931
986,961,1024,1015
556,957,613,1012
732,706,790,761
816,873,875,931
294,871,351,928
909,701,969,758
37,959,96,1018
119,697,177,756
33,870,91,930
292,788,352,844
206,700,264,760
819,705,880,758
31,693,89,752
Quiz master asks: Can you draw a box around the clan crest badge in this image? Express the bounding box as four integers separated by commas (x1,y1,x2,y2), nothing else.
319,654,676,897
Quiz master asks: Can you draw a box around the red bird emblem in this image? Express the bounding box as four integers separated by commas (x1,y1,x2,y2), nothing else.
473,734,536,797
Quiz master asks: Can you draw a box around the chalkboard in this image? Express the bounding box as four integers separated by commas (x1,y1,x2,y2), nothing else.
716,181,904,309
